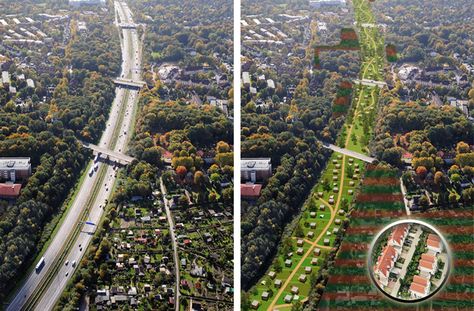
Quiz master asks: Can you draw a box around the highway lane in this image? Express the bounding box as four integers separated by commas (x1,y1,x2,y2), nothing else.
6,1,143,310
35,2,142,310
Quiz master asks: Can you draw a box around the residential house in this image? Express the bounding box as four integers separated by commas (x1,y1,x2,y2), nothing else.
374,245,398,287
388,224,410,252
0,183,22,200
242,72,251,88
426,234,443,254
241,183,262,200
418,257,437,275
409,275,430,299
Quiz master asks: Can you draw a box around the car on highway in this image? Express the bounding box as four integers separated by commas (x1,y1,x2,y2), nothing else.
65,272,69,277
65,260,69,266
72,261,76,267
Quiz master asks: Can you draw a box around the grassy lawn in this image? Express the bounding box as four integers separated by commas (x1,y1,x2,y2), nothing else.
248,152,365,309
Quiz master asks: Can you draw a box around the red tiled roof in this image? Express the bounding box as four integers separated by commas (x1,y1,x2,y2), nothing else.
413,275,429,287
421,253,436,263
419,259,434,270
428,233,440,242
375,245,397,277
241,184,262,198
427,239,441,249
410,282,426,295
389,224,408,246
0,183,21,198
163,150,173,159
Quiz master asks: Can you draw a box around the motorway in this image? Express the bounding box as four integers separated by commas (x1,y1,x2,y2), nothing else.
6,1,142,310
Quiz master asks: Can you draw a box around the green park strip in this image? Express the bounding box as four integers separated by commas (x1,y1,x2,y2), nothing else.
247,151,365,310
247,1,390,308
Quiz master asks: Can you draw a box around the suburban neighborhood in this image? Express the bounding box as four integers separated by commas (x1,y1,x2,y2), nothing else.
372,222,449,301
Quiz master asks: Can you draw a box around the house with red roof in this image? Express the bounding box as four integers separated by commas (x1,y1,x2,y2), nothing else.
418,252,438,275
426,234,443,253
241,183,262,200
402,152,413,164
374,245,398,287
0,183,22,200
421,253,436,263
162,150,173,164
388,224,410,251
409,275,430,298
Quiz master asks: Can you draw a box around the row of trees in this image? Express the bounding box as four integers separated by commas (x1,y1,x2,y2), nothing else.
241,67,347,288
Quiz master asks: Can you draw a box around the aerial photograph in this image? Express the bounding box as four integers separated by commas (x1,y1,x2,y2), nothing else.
0,0,233,310
241,0,473,310
370,221,450,302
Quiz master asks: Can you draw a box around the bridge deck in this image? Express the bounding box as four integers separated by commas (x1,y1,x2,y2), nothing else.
113,78,146,89
321,143,376,163
81,142,135,164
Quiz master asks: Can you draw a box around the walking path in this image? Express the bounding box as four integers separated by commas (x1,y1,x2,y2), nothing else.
161,178,181,311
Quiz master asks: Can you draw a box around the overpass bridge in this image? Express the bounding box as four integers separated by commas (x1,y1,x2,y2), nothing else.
321,142,376,163
118,23,138,29
81,142,136,165
353,79,387,88
113,78,146,89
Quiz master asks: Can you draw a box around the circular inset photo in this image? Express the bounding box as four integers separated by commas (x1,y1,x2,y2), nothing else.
368,220,450,303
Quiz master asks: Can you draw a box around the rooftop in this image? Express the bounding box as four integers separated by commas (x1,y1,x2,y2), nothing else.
241,184,262,198
0,183,22,197
413,275,429,287
419,259,435,270
421,253,436,263
389,224,408,245
409,282,427,295
375,245,397,277
0,157,31,170
241,158,271,170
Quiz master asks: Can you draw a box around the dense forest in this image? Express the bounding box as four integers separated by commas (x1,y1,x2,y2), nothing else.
371,100,474,164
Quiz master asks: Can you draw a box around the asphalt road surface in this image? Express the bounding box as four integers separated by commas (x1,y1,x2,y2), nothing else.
7,2,142,310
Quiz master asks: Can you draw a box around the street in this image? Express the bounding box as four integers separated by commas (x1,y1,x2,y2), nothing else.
161,178,181,311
